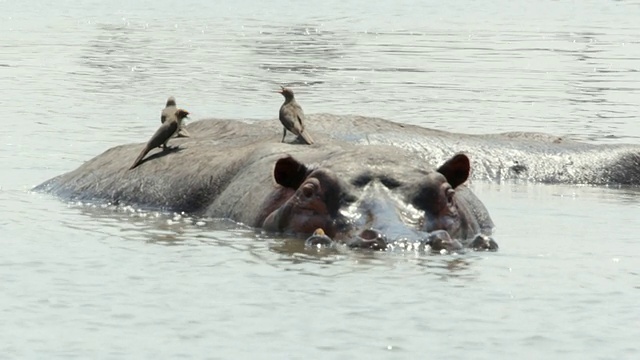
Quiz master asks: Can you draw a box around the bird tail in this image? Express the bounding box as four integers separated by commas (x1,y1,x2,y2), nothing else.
298,130,314,145
129,146,149,170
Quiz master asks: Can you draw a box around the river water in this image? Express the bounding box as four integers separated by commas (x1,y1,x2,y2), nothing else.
2,0,639,358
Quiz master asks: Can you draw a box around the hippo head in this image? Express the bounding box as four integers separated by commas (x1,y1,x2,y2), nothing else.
261,153,488,248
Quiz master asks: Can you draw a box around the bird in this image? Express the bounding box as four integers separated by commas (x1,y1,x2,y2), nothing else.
130,109,190,170
161,96,190,138
277,87,314,145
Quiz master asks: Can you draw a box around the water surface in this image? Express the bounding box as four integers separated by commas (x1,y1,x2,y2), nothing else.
2,0,639,358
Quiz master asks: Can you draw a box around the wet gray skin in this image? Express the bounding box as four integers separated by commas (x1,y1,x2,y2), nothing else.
305,179,471,251
340,181,427,248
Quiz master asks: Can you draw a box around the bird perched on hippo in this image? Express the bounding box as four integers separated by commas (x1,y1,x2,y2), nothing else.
130,108,190,170
277,87,314,145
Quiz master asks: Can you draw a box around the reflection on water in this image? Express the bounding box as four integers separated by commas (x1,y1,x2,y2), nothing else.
79,22,181,94
253,24,353,85
64,199,482,282
69,201,253,244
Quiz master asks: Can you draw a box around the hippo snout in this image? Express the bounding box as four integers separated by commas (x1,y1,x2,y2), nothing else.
344,228,464,252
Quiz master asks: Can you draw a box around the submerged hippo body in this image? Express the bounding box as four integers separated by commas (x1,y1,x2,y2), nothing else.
34,116,499,249
35,114,640,248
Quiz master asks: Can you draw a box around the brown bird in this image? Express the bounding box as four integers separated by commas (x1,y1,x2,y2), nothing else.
130,108,190,170
277,87,314,145
161,96,190,138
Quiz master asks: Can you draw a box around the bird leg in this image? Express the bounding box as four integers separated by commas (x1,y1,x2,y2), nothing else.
162,140,177,151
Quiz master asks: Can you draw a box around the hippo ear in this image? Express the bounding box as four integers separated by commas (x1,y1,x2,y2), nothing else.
274,155,309,189
437,153,470,189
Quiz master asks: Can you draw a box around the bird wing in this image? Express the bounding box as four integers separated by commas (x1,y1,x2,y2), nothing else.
147,120,178,149
161,105,176,124
283,101,305,134
294,104,305,131
291,103,313,144
279,106,299,135
130,119,178,170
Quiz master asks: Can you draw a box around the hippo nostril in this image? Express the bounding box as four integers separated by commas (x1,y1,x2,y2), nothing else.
424,230,463,252
359,228,381,240
347,229,387,250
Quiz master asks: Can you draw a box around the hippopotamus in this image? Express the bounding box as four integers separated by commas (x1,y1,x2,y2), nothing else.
34,116,502,251
34,114,640,250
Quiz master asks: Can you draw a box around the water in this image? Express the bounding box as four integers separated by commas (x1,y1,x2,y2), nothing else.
2,0,640,358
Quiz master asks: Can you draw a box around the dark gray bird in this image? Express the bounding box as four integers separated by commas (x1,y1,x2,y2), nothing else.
130,108,190,170
277,87,314,145
161,96,190,138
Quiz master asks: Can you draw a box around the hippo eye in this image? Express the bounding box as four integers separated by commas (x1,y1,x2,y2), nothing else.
301,183,315,199
446,188,455,203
